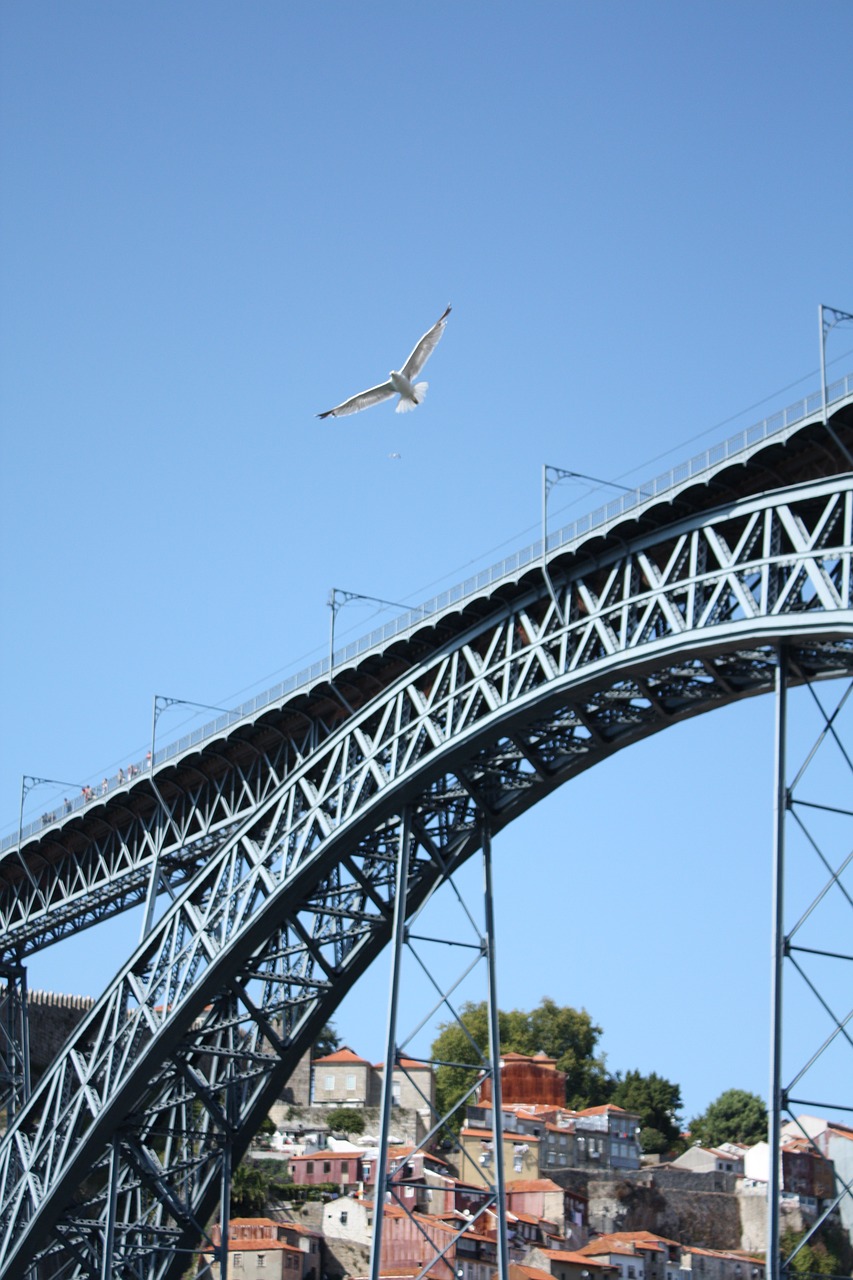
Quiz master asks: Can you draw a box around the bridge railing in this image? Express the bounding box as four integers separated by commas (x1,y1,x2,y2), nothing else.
6,373,851,851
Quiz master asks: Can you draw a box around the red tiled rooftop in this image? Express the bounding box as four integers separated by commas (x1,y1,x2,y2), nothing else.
686,1248,763,1263
574,1104,630,1117
460,1126,540,1143
204,1240,300,1253
312,1045,372,1065
505,1178,563,1192
289,1148,360,1162
540,1250,618,1269
228,1217,281,1228
373,1058,432,1070
578,1232,681,1255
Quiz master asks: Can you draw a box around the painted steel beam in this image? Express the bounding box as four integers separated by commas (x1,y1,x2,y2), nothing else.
2,399,851,960
0,473,851,1278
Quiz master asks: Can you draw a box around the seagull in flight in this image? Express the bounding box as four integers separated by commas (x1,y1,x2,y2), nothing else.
317,305,451,419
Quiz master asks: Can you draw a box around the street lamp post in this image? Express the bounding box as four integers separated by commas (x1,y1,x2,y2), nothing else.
18,774,83,853
819,304,853,467
139,695,235,941
328,588,417,677
541,464,649,624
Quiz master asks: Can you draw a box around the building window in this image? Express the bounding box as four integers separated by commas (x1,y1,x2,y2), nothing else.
341,1161,350,1176
323,1162,331,1174
340,1211,348,1225
324,1075,335,1092
346,1074,356,1091
258,1256,266,1269
234,1255,243,1269
392,1082,401,1105
306,1162,314,1174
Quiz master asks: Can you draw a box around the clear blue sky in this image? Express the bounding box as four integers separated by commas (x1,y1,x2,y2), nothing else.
1,2,852,1126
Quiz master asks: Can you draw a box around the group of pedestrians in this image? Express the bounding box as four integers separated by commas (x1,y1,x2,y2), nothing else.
38,752,153,829
83,753,152,801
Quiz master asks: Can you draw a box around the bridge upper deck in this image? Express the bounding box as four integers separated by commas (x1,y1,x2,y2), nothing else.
3,377,852,954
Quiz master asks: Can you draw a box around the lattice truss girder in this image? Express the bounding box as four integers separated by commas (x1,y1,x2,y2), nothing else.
782,677,853,1114
1,477,853,1279
0,729,308,952
4,477,853,959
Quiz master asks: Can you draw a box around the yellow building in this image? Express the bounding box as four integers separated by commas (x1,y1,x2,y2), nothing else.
458,1124,541,1188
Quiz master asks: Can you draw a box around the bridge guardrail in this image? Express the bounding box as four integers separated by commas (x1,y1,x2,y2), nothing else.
5,373,851,851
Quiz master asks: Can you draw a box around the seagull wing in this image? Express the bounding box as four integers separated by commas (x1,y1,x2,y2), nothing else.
316,380,395,419
400,304,452,380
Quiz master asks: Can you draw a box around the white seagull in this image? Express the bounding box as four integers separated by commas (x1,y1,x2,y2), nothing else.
317,305,451,419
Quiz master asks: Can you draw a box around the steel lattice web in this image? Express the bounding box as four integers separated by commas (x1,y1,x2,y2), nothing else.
771,670,853,1275
0,475,851,1278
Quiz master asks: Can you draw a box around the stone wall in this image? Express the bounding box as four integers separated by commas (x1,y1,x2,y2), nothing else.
544,1167,749,1252
267,1104,422,1148
278,1050,312,1106
26,990,95,1086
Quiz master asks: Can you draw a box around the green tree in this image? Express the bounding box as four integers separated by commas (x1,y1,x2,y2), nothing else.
313,1022,341,1059
609,1070,683,1153
230,1162,269,1216
781,1228,844,1279
526,997,612,1107
326,1106,366,1135
430,996,610,1123
689,1088,767,1147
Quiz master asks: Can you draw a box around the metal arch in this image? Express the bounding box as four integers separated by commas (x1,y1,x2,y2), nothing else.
3,392,853,959
0,476,852,1278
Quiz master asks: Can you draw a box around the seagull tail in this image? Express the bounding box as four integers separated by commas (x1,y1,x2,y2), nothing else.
396,381,428,414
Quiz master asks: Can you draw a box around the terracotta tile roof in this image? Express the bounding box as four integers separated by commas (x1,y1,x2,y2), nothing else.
574,1104,630,1117
204,1240,300,1253
511,1105,562,1118
460,1126,540,1143
289,1149,350,1162
501,1051,556,1064
577,1231,681,1255
686,1248,764,1264
540,1249,618,1269
410,1212,457,1235
356,1270,448,1280
587,1247,639,1258
373,1058,431,1070
313,1046,371,1065
506,1178,563,1192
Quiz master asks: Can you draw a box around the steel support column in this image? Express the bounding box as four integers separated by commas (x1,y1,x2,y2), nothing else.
369,807,413,1280
768,648,787,1280
768,658,853,1280
371,810,510,1280
0,960,29,1121
482,820,509,1280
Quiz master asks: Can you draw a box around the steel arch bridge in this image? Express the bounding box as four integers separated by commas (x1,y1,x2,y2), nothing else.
1,392,852,1280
